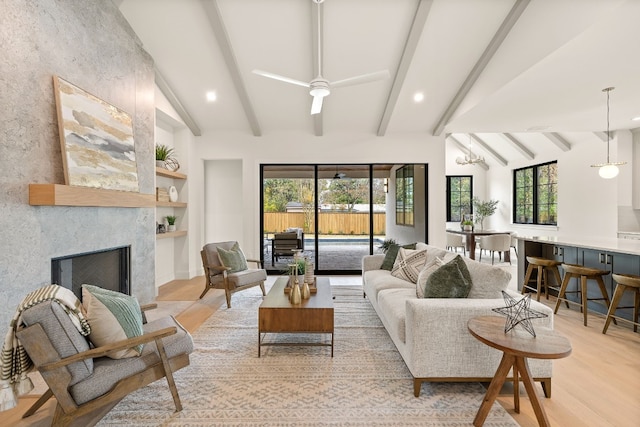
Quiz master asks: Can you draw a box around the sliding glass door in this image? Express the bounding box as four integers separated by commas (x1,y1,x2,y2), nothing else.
261,164,392,275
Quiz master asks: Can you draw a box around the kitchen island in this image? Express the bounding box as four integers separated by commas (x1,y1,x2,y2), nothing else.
516,235,640,322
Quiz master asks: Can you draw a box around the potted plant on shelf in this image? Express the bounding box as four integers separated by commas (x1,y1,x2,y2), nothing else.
472,198,499,231
155,144,179,171
165,215,177,232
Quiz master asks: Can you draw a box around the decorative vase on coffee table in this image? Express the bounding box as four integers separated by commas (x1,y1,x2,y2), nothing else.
290,281,301,304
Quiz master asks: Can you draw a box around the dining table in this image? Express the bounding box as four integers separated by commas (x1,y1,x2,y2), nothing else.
446,229,512,262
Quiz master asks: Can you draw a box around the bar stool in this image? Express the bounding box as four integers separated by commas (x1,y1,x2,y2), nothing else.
521,256,563,302
554,264,613,327
602,273,640,334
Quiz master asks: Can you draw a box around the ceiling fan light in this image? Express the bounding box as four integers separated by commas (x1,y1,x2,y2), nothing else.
598,164,619,179
309,87,329,98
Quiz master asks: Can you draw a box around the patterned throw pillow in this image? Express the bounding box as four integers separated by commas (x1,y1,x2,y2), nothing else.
416,257,444,298
423,257,472,298
81,284,144,359
390,248,428,283
217,243,248,273
380,243,417,271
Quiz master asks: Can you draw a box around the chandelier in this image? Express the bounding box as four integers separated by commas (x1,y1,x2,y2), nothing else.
456,134,485,166
591,87,626,179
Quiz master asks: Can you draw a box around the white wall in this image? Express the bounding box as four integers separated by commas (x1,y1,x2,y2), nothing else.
193,131,447,259
204,159,244,244
484,132,629,239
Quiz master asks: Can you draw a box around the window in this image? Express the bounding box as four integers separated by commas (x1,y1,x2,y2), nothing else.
395,165,414,226
513,161,557,225
446,176,472,222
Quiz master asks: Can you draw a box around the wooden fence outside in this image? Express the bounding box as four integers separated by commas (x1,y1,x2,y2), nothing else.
264,212,386,235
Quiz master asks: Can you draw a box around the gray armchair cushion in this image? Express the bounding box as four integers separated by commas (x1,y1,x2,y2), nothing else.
21,301,93,386
211,268,267,289
70,315,193,405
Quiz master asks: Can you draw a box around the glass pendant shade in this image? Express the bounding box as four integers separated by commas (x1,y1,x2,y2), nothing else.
598,164,619,179
591,87,626,179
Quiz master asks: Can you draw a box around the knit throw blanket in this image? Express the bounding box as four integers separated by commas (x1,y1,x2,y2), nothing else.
0,285,91,411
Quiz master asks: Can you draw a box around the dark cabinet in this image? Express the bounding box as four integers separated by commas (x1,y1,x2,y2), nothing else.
581,249,640,319
520,240,640,323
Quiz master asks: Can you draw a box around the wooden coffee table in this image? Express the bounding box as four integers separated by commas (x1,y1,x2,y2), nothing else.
258,276,334,357
468,316,571,427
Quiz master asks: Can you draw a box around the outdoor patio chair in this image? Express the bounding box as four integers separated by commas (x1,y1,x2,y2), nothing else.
200,241,267,308
271,229,304,266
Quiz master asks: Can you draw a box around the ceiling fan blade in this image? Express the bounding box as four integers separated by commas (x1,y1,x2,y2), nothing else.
331,70,390,88
252,69,310,88
311,95,324,115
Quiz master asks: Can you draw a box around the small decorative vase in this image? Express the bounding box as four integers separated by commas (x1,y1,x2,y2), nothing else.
168,185,178,202
301,281,310,299
304,258,314,284
290,281,301,304
167,224,176,232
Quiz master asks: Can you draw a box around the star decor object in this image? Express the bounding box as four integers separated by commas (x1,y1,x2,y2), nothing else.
492,291,548,337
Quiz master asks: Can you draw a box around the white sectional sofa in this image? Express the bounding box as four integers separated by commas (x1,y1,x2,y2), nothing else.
362,242,554,397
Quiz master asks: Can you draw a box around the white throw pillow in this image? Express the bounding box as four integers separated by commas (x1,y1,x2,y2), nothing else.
391,248,428,284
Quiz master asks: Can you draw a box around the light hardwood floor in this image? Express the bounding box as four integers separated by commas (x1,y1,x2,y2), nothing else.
5,275,640,426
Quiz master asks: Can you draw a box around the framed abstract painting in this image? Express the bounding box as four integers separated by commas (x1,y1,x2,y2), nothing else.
53,76,139,192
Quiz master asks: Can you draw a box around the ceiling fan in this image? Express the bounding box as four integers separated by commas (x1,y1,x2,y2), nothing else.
252,0,390,115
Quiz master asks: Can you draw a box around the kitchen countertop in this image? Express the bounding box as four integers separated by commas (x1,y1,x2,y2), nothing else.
516,235,640,256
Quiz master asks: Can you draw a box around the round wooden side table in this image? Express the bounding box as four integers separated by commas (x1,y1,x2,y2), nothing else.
468,316,571,427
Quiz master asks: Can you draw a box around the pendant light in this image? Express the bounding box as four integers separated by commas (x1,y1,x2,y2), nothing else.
456,134,485,166
591,87,626,179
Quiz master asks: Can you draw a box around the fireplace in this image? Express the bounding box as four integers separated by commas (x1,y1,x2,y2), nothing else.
51,246,131,299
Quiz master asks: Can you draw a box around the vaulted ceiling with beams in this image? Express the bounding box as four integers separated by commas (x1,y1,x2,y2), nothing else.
118,0,640,168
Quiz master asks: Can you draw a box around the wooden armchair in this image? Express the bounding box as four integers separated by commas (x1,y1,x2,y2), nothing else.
15,301,193,427
200,241,267,308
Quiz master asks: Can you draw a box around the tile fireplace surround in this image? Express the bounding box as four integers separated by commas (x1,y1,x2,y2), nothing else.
0,0,156,329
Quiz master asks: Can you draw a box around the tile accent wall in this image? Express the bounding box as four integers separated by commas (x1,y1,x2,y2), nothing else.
0,0,156,328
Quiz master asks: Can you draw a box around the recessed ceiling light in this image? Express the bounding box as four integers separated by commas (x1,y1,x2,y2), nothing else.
632,116,640,121
206,91,217,102
413,92,424,103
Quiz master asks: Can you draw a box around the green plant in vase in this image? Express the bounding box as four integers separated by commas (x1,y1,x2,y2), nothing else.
165,215,177,232
472,198,499,231
156,144,179,170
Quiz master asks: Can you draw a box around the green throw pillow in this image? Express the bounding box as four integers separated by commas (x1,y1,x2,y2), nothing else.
447,254,473,286
81,284,144,359
217,243,248,273
423,257,472,298
380,242,417,271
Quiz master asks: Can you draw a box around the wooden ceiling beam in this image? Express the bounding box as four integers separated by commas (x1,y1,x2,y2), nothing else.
202,0,262,136
377,0,433,136
432,0,531,136
543,132,572,151
502,133,535,160
471,134,508,166
155,67,202,137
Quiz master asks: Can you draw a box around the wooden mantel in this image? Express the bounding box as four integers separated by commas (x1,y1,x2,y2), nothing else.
29,184,156,207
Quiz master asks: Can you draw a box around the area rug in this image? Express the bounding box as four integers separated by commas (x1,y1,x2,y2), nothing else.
98,285,518,426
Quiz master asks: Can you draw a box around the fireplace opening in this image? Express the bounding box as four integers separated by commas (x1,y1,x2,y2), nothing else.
51,246,131,299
